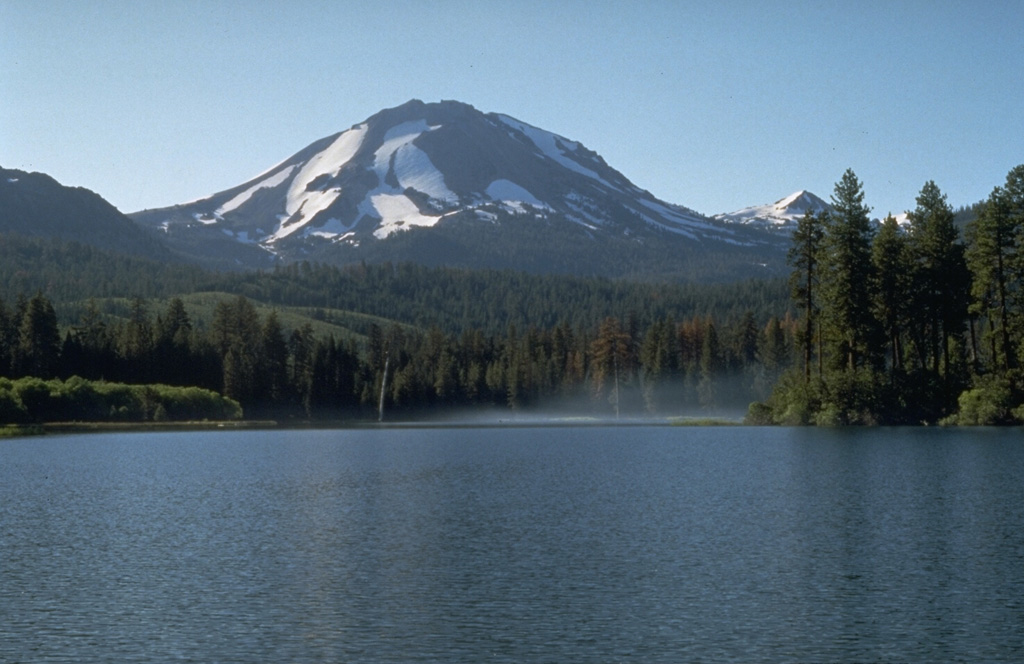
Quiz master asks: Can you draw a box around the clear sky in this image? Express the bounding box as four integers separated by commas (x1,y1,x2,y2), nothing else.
2,0,1022,218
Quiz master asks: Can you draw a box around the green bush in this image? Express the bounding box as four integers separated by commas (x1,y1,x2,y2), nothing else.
0,376,242,424
0,380,28,423
763,370,821,425
744,401,774,425
954,375,1020,425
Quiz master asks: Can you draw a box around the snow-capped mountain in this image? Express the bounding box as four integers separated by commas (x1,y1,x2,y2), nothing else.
714,190,831,230
131,100,786,275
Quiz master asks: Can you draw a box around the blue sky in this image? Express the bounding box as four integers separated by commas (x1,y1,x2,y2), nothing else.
2,0,1022,217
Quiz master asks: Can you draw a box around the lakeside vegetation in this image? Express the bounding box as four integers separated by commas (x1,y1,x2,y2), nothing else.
0,288,792,422
750,164,1024,425
0,376,241,424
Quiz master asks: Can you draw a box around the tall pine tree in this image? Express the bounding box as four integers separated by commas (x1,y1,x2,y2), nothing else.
906,180,970,386
788,209,825,382
819,169,880,373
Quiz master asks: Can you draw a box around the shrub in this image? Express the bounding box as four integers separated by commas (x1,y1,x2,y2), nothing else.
0,376,243,424
954,375,1019,425
744,401,774,425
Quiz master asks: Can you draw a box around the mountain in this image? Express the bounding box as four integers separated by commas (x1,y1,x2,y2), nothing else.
0,166,172,260
714,190,831,230
130,100,789,280
715,191,922,231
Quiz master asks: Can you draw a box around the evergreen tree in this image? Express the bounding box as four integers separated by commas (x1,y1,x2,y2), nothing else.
819,169,880,372
0,297,16,376
62,299,116,380
590,317,635,416
289,323,316,408
14,292,61,379
906,181,971,385
639,317,679,412
965,178,1022,374
697,317,722,410
259,311,290,409
872,214,912,374
755,316,790,398
154,297,194,386
788,209,825,381
121,297,154,382
211,296,262,405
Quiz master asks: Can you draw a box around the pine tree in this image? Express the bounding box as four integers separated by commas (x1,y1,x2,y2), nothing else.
260,311,289,408
819,169,880,372
697,317,722,410
788,209,825,381
872,214,912,374
965,177,1022,374
0,297,16,376
121,297,154,382
15,292,61,379
590,317,635,416
211,296,262,405
154,297,194,386
65,299,115,380
906,181,970,383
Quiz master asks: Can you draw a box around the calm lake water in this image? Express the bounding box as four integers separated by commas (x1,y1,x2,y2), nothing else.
2,426,1023,662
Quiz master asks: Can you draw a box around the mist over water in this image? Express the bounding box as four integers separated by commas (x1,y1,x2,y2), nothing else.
386,374,758,427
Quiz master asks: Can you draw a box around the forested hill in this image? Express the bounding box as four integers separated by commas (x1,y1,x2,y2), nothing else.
0,167,172,261
217,262,789,336
0,234,789,336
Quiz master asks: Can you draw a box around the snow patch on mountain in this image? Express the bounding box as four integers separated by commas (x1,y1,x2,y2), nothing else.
485,179,548,209
638,199,722,232
346,119,462,239
564,192,605,229
306,217,351,240
368,193,442,239
283,123,368,221
217,165,297,216
496,114,614,189
373,120,456,202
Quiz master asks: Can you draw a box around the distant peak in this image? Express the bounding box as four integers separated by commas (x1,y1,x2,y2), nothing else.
775,190,808,206
774,190,827,211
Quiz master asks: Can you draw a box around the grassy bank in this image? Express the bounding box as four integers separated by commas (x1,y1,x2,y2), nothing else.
0,420,278,439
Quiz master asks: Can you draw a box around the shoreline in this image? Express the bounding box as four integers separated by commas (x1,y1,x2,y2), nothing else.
1,415,744,439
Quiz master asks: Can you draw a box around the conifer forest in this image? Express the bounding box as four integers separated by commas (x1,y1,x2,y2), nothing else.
2,165,1024,426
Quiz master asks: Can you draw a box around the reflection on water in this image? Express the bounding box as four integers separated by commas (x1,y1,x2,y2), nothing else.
1,427,1023,662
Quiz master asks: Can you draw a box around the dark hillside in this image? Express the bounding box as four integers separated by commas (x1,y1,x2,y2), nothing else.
0,167,172,260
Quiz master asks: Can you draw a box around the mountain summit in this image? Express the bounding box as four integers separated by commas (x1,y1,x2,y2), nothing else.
131,100,787,278
714,190,831,229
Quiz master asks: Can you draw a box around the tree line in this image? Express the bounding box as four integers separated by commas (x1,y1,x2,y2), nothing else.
0,290,799,421
6,165,1021,425
751,164,1024,425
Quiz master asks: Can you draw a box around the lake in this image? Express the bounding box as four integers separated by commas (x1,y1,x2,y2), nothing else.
2,426,1023,662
